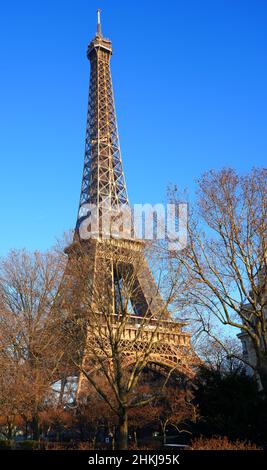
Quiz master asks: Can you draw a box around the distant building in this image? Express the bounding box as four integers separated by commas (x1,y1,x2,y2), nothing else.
237,267,267,388
237,305,258,377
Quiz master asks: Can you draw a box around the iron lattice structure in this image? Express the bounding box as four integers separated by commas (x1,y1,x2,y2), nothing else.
64,12,197,392
77,19,128,230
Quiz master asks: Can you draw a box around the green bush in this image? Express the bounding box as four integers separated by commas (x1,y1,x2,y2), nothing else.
17,440,39,450
0,440,12,450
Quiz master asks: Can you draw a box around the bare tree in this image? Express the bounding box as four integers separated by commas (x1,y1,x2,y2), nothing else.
196,335,244,375
57,240,190,449
151,386,196,445
74,381,117,448
0,249,65,438
169,168,267,391
0,356,26,440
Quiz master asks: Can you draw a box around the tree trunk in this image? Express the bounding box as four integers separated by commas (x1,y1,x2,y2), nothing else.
7,421,13,440
31,415,39,440
134,430,138,448
161,422,167,445
92,436,96,450
58,377,67,406
163,428,167,445
117,408,128,450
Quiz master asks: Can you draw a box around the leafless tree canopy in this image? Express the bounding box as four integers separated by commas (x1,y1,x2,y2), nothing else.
169,168,267,391
0,249,65,437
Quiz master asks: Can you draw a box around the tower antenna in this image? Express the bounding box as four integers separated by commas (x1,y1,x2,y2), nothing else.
97,8,102,36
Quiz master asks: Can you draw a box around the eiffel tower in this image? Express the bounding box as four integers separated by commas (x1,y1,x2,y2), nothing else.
63,11,196,395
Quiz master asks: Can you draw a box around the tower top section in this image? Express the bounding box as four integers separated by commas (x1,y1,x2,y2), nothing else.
97,9,102,36
87,9,112,58
77,9,128,229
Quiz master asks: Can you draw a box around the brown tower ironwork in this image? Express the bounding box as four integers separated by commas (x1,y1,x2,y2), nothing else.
77,9,128,232
64,11,197,393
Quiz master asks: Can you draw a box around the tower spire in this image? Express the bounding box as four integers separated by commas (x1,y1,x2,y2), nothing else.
97,8,102,36
77,8,128,231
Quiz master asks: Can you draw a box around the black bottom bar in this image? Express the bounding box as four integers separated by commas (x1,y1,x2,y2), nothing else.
0,450,265,468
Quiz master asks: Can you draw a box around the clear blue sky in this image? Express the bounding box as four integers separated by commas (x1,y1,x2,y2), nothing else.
0,0,266,255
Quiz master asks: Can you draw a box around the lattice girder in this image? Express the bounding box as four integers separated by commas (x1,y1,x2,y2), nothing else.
77,31,128,230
